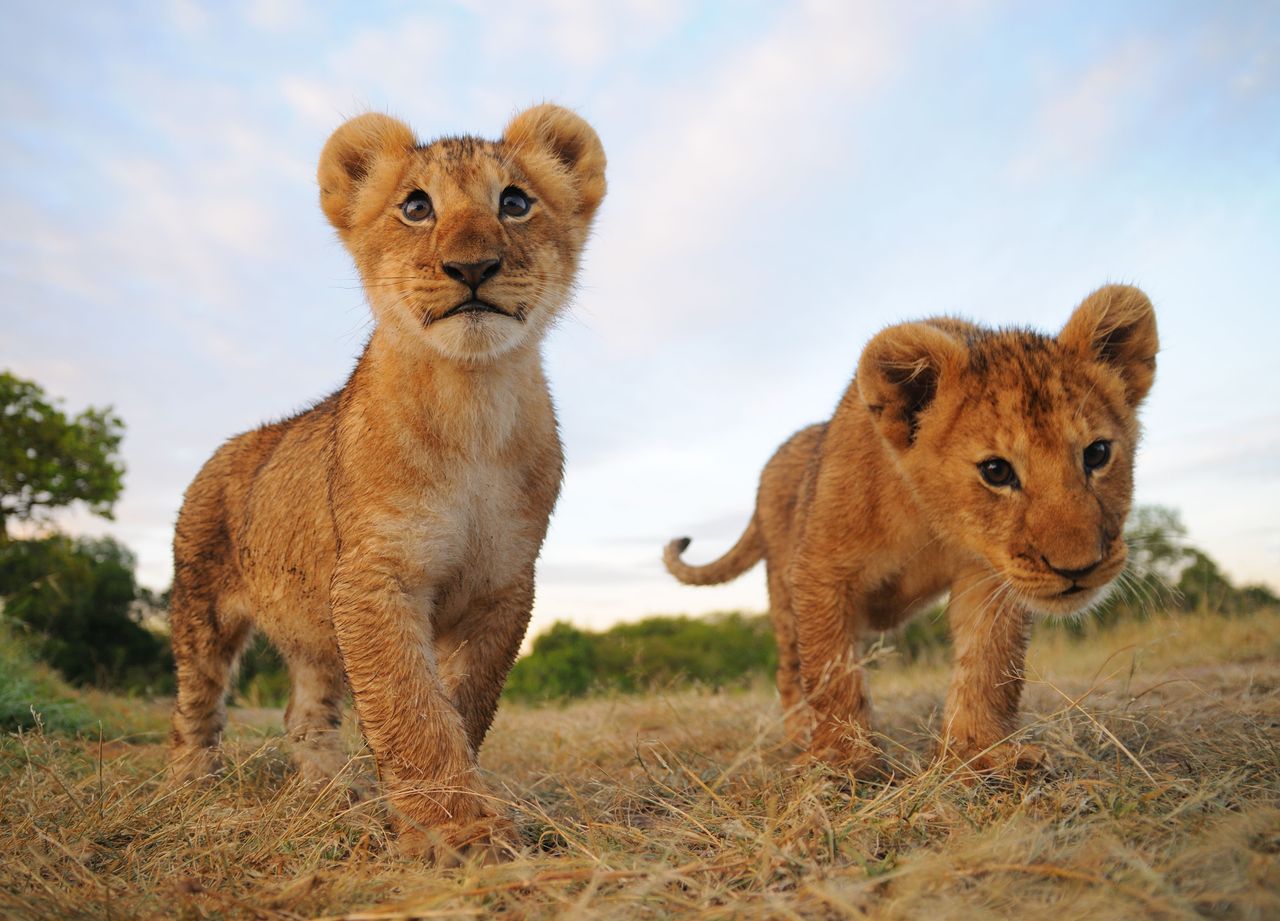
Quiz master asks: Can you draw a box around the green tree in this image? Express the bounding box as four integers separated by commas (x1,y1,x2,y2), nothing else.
0,371,125,535
0,534,171,690
1239,583,1280,610
1124,504,1192,584
1177,549,1241,615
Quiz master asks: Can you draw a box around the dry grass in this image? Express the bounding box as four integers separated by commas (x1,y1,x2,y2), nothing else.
3,609,1279,920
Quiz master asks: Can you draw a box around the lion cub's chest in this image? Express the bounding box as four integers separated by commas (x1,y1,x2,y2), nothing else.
396,455,545,632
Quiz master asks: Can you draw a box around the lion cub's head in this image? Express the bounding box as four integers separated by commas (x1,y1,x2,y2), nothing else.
318,104,606,362
859,285,1158,616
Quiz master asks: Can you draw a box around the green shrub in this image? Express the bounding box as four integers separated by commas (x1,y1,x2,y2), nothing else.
0,623,95,733
0,534,172,692
233,634,291,707
505,612,777,703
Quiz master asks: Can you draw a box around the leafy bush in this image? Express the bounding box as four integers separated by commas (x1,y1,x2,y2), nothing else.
0,534,172,692
505,612,777,702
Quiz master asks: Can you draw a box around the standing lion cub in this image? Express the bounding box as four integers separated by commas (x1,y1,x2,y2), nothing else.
665,286,1157,774
168,105,605,858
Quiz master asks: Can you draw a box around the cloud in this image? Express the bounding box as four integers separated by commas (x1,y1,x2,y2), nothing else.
1142,414,1280,484
243,0,305,32
533,553,768,633
273,18,461,134
579,1,917,349
453,0,687,70
1010,39,1157,181
166,0,211,34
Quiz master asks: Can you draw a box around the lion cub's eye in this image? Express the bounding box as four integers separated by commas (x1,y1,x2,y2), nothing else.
401,190,433,222
978,457,1019,488
1083,439,1111,472
500,186,532,218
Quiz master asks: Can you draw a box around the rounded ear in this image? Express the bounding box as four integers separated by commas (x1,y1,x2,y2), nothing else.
317,113,417,234
503,104,607,219
1058,284,1158,406
857,322,966,452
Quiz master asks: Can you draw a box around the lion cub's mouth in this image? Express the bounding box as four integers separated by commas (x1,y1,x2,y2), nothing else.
440,299,523,322
1020,572,1124,618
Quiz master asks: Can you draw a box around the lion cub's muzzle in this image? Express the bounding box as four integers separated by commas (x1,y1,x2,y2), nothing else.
432,257,527,325
1022,543,1128,615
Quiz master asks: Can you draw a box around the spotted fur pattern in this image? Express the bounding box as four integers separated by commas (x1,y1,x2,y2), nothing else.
665,286,1158,773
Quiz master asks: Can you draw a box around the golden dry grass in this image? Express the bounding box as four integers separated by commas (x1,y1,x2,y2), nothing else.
3,609,1279,920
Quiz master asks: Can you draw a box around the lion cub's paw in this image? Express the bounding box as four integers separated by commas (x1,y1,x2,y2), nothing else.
796,736,888,781
397,813,520,867
166,746,222,788
944,741,1049,779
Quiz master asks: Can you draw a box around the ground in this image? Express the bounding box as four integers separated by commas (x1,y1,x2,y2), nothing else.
3,609,1279,920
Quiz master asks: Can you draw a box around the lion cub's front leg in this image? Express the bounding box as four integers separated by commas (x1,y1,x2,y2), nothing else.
788,557,881,775
437,577,536,755
940,566,1041,773
329,556,500,860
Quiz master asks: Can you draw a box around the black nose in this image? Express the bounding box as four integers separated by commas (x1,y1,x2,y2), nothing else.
1043,556,1102,580
442,258,501,289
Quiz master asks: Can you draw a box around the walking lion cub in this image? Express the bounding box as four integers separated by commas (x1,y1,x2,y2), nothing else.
168,105,606,858
665,286,1157,773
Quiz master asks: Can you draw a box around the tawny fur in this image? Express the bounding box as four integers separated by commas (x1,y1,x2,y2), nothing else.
665,286,1158,773
168,104,606,858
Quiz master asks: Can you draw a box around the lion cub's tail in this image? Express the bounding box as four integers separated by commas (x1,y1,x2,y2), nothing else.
663,516,763,586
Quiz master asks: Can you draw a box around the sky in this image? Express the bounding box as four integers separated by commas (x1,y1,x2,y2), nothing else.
2,0,1277,637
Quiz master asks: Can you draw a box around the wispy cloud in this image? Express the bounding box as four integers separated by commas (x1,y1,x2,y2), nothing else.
1010,39,1157,181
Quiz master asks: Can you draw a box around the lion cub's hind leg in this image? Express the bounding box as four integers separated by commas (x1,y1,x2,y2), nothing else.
168,585,252,783
283,651,349,787
765,564,810,746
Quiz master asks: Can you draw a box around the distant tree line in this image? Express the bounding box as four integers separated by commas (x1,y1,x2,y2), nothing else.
504,612,777,702
1,369,1276,706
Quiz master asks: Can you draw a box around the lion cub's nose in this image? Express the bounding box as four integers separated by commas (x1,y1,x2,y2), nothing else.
1042,556,1102,580
443,258,501,290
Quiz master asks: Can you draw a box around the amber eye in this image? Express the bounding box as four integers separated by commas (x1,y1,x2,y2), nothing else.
402,190,433,222
1083,439,1111,472
500,186,532,218
979,457,1019,488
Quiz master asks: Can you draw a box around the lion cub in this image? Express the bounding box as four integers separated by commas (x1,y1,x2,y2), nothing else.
665,286,1157,773
169,105,606,857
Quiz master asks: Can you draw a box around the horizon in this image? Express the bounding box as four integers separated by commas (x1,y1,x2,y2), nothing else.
2,1,1277,637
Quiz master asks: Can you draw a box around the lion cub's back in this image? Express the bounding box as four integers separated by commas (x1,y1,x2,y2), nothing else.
756,423,827,567
174,397,339,607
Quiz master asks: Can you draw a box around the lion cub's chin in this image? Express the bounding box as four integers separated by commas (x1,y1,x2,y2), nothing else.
426,316,532,363
399,307,552,365
1020,578,1120,620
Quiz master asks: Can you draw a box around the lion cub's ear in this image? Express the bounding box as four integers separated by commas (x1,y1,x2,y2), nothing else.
503,104,607,220
858,323,966,452
318,113,417,236
1058,284,1159,406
